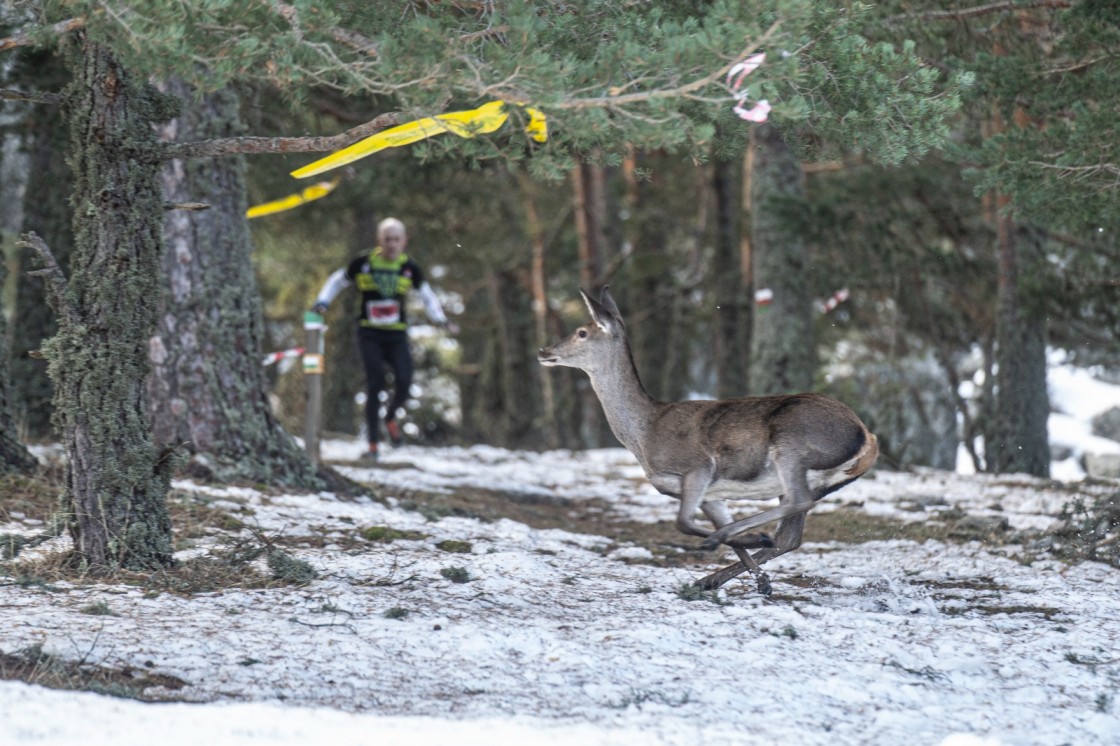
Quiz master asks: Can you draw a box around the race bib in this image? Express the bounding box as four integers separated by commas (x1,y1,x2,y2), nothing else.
365,299,401,326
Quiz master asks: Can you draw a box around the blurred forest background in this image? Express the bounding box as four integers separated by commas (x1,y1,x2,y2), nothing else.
2,0,1118,501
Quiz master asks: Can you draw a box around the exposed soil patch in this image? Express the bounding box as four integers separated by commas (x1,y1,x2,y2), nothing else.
358,476,1026,572
0,646,188,701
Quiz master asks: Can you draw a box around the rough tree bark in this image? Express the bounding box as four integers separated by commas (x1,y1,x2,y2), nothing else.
749,124,817,395
149,77,318,486
22,38,176,571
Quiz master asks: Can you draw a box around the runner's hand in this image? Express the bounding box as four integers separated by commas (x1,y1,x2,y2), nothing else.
310,302,328,315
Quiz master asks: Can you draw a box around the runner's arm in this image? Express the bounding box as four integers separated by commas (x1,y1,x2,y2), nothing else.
314,268,351,309
417,282,449,325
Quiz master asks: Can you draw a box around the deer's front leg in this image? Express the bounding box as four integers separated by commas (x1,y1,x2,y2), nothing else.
673,463,716,538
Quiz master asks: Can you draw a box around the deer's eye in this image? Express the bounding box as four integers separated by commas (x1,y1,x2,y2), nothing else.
577,328,589,339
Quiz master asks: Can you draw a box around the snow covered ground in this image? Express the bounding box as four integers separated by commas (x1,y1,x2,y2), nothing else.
2,436,1119,746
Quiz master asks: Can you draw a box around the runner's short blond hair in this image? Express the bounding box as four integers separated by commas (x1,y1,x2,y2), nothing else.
377,217,406,240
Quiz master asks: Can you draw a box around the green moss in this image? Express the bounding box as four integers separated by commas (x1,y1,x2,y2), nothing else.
266,551,317,584
361,526,428,543
440,566,471,583
436,540,473,554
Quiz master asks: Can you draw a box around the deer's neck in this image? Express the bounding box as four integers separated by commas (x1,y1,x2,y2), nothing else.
587,345,658,455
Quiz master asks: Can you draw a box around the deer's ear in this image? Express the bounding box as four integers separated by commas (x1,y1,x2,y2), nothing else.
598,286,624,328
580,288,616,333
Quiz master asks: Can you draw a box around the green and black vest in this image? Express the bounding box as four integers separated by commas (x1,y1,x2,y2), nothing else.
345,248,427,331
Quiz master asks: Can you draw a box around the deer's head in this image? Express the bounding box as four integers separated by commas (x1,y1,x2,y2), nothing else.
538,287,627,374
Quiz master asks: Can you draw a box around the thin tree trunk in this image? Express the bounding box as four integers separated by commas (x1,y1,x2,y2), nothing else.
11,76,72,438
739,144,755,390
712,156,748,398
519,170,559,449
321,211,372,436
149,77,317,487
33,38,175,571
749,124,816,395
0,263,37,475
571,160,610,446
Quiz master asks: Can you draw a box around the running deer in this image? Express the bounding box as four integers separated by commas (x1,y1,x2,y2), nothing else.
538,287,878,593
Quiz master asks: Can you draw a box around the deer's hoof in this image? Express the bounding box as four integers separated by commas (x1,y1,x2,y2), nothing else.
757,572,773,597
728,532,773,549
699,535,723,551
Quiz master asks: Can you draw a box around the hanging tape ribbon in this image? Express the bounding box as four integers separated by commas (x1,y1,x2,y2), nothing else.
290,100,548,180
246,178,340,219
726,52,770,123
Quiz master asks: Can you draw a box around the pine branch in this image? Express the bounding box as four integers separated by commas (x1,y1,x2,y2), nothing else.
161,111,400,160
17,233,77,325
0,16,86,52
267,1,379,57
1029,161,1120,181
0,88,63,105
886,0,1073,25
515,20,782,110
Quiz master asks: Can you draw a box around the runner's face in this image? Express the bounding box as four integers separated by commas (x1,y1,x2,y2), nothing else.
379,226,407,258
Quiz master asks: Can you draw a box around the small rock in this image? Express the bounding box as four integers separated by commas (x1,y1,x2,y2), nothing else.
1084,452,1120,479
1091,407,1120,443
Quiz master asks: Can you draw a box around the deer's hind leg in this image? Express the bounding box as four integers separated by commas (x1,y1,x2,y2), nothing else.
693,501,773,592
750,511,806,565
700,455,815,555
748,458,813,564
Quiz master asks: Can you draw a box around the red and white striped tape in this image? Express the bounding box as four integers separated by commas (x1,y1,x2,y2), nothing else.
819,288,850,314
754,287,851,314
262,348,304,366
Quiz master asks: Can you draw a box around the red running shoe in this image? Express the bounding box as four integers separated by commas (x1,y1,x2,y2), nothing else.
385,420,403,446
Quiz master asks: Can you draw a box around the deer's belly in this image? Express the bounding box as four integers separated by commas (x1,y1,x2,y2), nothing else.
706,474,782,501
701,464,857,502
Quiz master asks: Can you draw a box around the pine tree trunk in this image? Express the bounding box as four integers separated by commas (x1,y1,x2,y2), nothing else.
149,78,318,487
749,124,816,395
571,160,612,446
987,215,1050,476
0,263,38,476
38,39,175,570
480,268,541,447
11,86,73,438
711,156,750,398
624,153,676,404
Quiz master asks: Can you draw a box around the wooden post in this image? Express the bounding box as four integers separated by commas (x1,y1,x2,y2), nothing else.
302,311,326,464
